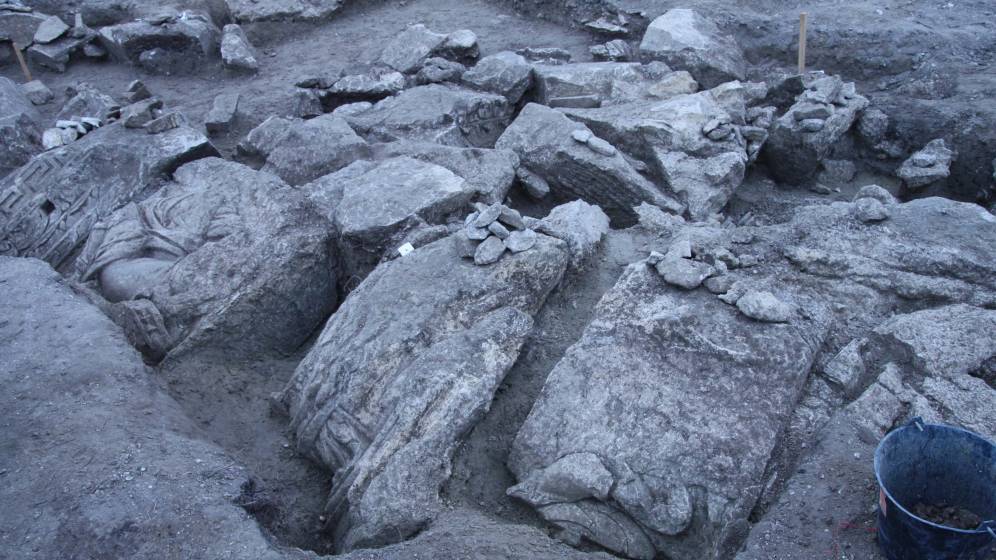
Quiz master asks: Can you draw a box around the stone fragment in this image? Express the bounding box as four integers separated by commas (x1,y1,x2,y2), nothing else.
505,228,537,253
21,79,53,105
123,79,151,103
379,141,519,204
32,14,68,43
639,9,746,88
475,235,506,265
121,97,163,128
517,166,550,199
227,0,343,23
278,232,572,551
0,9,45,46
532,62,653,107
99,11,221,74
144,111,186,133
1,121,217,267
516,47,571,65
590,39,632,62
57,82,117,121
499,206,526,230
415,57,466,85
462,51,534,104
221,23,258,73
292,87,323,118
817,158,856,185
26,31,93,72
0,76,41,177
377,23,447,74
533,200,610,269
853,197,890,223
853,183,896,205
655,257,714,289
496,103,683,225
76,158,335,361
897,138,953,190
204,92,239,134
346,84,512,148
438,29,479,65
328,69,406,104
487,220,510,239
736,289,794,322
473,203,502,227
466,225,490,240
248,114,370,186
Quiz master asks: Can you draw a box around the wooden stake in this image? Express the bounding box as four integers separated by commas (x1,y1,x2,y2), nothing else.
798,12,808,74
11,43,33,83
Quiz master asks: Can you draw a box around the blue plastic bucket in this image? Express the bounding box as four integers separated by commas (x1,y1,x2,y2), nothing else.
874,418,996,559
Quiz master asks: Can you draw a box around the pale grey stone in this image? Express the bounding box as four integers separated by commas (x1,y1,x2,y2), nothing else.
639,9,746,88
475,234,506,265
736,289,794,323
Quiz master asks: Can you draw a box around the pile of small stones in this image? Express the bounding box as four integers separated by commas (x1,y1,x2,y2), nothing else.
455,202,538,265
42,116,102,150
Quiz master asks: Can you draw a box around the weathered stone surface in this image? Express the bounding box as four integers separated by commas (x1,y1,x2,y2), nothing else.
228,0,342,22
0,121,217,268
510,262,830,560
327,69,406,105
56,81,118,120
736,289,794,322
462,51,534,104
221,23,258,72
377,24,477,74
378,140,519,204
307,156,477,280
639,9,746,89
335,509,613,560
655,255,714,289
496,103,683,225
99,10,220,74
0,257,306,560
121,96,163,128
474,234,506,265
247,113,371,186
345,84,512,148
204,91,239,134
0,76,41,178
0,9,45,45
75,158,336,361
763,74,869,184
277,230,573,552
415,56,466,85
533,199,610,269
897,138,954,190
562,88,749,220
590,39,632,62
532,62,667,107
32,13,67,43
21,78,52,105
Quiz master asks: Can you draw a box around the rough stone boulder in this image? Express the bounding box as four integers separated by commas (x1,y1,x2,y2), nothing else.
74,158,337,361
0,6,47,46
739,304,996,559
221,23,258,72
377,140,519,204
241,114,371,186
99,9,221,74
532,61,681,108
277,224,592,552
345,84,512,148
227,0,342,22
0,76,42,178
563,87,751,220
0,121,217,268
0,256,307,560
377,23,479,74
763,73,869,184
335,509,613,560
897,138,954,191
508,261,830,560
495,102,683,225
305,156,478,280
639,9,746,89
462,51,534,104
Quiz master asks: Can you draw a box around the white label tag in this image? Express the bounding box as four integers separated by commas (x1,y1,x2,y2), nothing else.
398,243,415,257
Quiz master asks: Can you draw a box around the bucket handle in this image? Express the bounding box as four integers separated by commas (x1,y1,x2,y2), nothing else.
904,416,925,431
983,521,996,541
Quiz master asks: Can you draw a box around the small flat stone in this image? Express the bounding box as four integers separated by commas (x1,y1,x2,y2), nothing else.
655,258,714,290
572,129,593,144
121,98,163,128
799,118,825,132
21,80,53,105
488,220,510,239
854,197,890,223
586,136,617,156
204,93,240,135
453,230,478,258
473,203,502,228
466,225,490,240
517,167,550,199
144,112,185,134
505,228,537,253
474,235,506,265
703,274,735,294
498,206,526,230
736,290,793,323
124,80,151,103
33,15,69,44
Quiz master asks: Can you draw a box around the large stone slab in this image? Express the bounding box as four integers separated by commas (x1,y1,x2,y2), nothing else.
277,227,584,552
532,61,677,108
639,9,746,89
244,113,371,186
0,256,305,560
74,157,337,361
509,261,831,560
0,121,217,268
306,156,477,280
496,102,683,225
377,24,478,74
344,84,512,148
0,75,41,178
562,88,750,220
